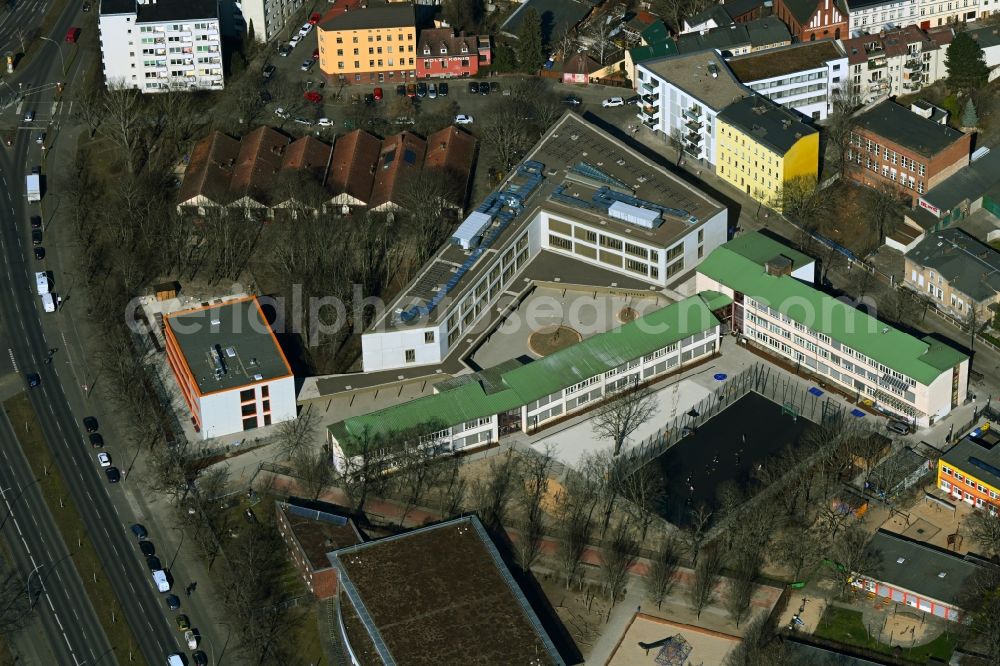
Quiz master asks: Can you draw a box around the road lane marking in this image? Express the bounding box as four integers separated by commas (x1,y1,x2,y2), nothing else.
7,349,16,372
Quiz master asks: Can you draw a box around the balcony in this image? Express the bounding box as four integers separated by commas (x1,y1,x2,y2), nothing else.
903,80,921,90
641,92,659,104
640,104,659,118
869,79,889,91
642,118,657,130
906,59,923,71
906,70,923,82
686,130,703,144
641,81,657,93
685,117,703,131
868,58,887,69
682,107,702,121
683,143,702,158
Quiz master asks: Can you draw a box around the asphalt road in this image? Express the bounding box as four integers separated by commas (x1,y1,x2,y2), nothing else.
0,2,183,664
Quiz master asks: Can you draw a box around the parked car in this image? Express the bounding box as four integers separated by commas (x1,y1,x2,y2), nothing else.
406,83,416,98
563,96,582,105
454,114,474,125
299,22,313,37
317,117,333,127
416,82,427,97
97,452,111,468
308,12,321,24
490,81,500,93
165,594,180,611
186,630,198,650
373,86,383,101
89,433,104,448
887,420,911,435
303,90,322,103
625,95,641,105
602,97,625,108
192,651,208,666
364,93,374,105
23,110,34,122
146,555,162,571
300,59,314,72
292,117,313,125
428,83,437,99
479,83,490,96
30,215,41,229
313,48,320,60
439,82,449,96
33,247,44,261
105,467,121,483
175,614,190,631
278,44,292,57
396,84,406,96
26,373,40,388
139,540,155,557
31,229,42,245
244,508,257,523
289,35,301,48
82,1,90,11
468,81,479,94
130,523,148,540
274,107,289,119
35,132,44,145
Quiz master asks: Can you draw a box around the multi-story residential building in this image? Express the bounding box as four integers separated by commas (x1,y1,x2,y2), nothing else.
726,40,847,120
675,16,792,55
359,113,729,372
852,530,981,621
841,26,952,103
636,51,749,164
317,3,416,83
966,24,1000,70
846,0,919,34
98,0,224,92
163,295,297,439
238,0,303,42
328,516,566,665
917,0,979,29
715,95,820,206
773,0,848,41
682,0,769,32
846,100,972,203
939,424,1000,510
696,232,969,425
415,28,491,78
331,293,723,465
903,228,1000,319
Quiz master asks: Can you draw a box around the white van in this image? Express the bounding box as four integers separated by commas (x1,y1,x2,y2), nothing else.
35,272,49,296
41,293,55,313
167,655,184,666
152,569,170,593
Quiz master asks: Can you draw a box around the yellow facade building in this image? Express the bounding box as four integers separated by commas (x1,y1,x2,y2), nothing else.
318,3,416,83
715,95,818,210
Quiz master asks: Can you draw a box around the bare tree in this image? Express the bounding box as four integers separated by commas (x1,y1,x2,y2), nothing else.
275,405,320,460
865,184,904,249
551,25,579,59
966,507,1000,555
555,502,593,589
478,104,535,173
683,504,713,564
725,576,756,628
339,426,392,515
75,83,106,138
600,521,638,605
592,384,659,456
434,456,468,517
294,449,334,501
0,566,35,633
826,526,879,600
688,544,723,618
825,89,861,179
618,462,661,542
772,526,822,581
395,444,444,526
957,565,1000,661
514,448,555,570
472,448,521,531
645,535,680,610
101,79,145,174
585,17,619,66
723,611,789,666
966,304,991,353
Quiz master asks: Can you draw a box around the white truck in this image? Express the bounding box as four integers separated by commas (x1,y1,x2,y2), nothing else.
26,174,40,203
167,655,184,666
152,569,170,593
35,272,49,296
40,293,55,313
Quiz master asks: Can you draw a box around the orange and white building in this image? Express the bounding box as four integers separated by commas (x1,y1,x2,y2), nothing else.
163,296,296,439
938,423,1000,510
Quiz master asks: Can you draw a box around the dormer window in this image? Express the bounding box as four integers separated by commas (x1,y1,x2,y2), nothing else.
460,45,468,53
423,47,430,55
440,47,447,54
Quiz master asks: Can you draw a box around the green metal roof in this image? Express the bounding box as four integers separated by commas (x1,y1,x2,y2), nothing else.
699,235,967,385
641,20,670,46
718,230,813,269
699,290,733,311
332,295,720,454
629,38,678,66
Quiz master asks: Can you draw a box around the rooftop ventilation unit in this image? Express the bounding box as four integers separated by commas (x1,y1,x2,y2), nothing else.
608,201,660,229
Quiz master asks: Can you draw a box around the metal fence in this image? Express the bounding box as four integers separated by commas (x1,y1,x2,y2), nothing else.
618,362,845,476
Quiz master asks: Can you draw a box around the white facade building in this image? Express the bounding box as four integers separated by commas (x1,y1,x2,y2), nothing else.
99,0,224,92
360,113,730,373
917,0,979,29
841,25,952,103
636,51,749,165
727,41,847,121
164,296,296,439
847,0,978,33
237,0,305,43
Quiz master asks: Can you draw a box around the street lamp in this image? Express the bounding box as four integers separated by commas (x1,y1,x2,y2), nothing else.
37,36,66,76
210,621,232,665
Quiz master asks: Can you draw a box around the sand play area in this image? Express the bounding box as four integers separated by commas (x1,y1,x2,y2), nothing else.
606,614,740,666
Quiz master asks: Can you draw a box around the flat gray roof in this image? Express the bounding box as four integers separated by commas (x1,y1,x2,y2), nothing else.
941,432,1000,490
370,112,725,330
922,148,1000,213
642,50,749,111
166,297,291,394
718,95,817,155
906,228,1000,303
854,100,967,158
864,530,981,607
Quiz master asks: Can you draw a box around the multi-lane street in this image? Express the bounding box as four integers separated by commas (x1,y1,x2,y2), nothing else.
0,2,185,664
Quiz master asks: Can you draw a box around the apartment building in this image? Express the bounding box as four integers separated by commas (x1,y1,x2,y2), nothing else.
841,26,953,103
715,95,820,207
918,0,979,28
904,228,1000,319
163,295,297,439
773,0,848,41
98,0,224,92
275,501,362,600
331,294,723,466
317,3,416,82
939,424,1000,510
727,40,847,120
238,0,304,43
696,232,969,426
636,51,749,164
846,100,972,203
360,113,728,372
852,530,981,621
846,0,918,34
415,28,491,78
675,16,792,56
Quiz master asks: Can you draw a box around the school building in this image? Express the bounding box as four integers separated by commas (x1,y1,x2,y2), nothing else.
938,423,1000,510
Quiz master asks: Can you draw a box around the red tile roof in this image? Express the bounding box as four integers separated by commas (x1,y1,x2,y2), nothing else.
178,131,240,205
424,126,476,207
283,135,333,178
369,131,426,209
229,126,291,204
562,53,602,75
417,28,484,59
326,129,381,205
841,25,952,65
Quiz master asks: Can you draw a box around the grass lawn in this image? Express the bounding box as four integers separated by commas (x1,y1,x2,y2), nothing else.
3,394,148,666
814,605,955,664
